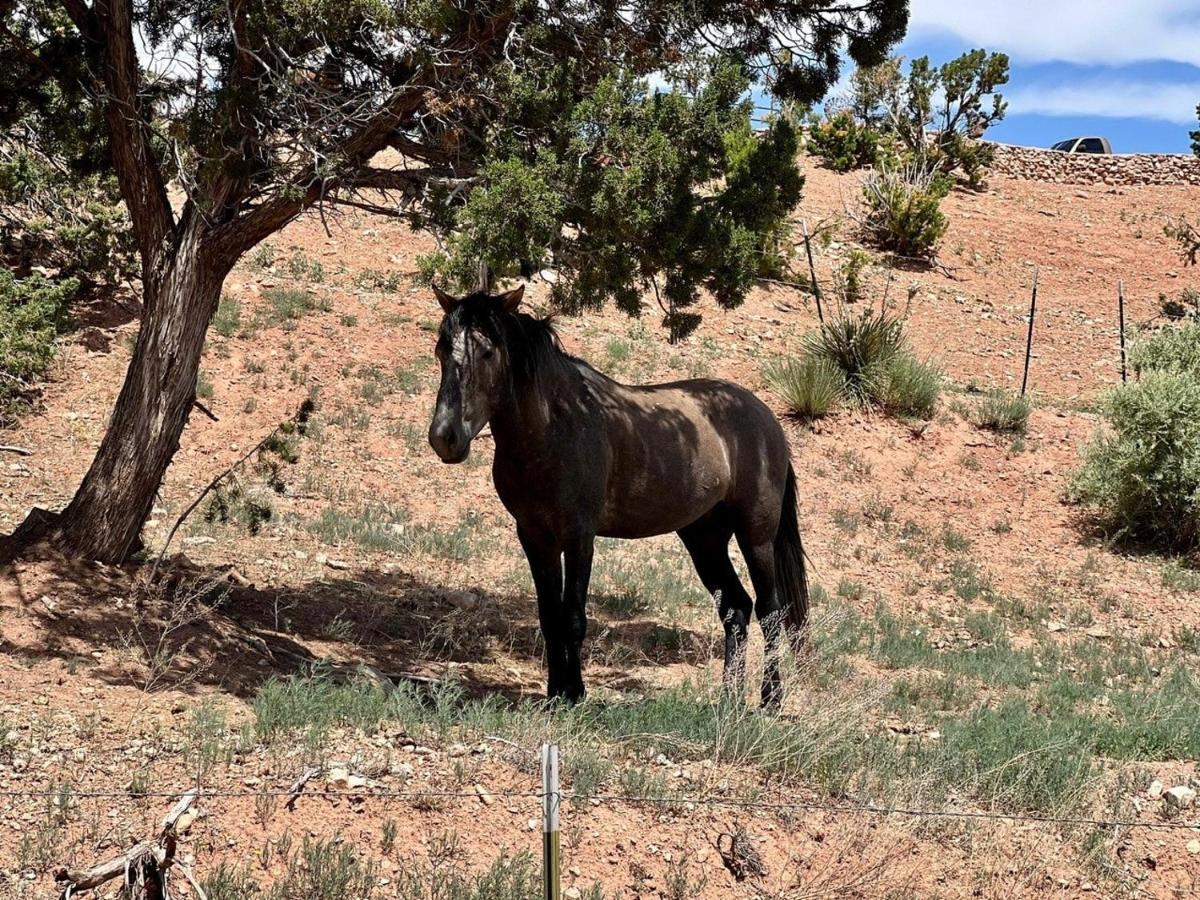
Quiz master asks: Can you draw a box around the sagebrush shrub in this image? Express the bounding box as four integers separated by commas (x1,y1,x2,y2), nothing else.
1129,320,1200,375
860,162,951,258
806,110,880,172
1070,324,1200,549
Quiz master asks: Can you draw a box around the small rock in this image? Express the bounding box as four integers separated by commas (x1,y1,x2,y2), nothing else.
564,889,582,899
1147,780,1164,799
1187,839,1200,855
1165,786,1196,809
474,784,493,806
325,558,350,571
447,743,470,758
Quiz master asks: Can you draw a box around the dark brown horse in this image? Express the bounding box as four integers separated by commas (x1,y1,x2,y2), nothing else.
427,285,809,708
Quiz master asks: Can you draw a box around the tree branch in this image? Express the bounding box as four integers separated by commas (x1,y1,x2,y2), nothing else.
92,0,175,277
210,8,515,262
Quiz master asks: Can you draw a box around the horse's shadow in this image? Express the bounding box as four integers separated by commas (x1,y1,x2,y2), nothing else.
3,552,718,706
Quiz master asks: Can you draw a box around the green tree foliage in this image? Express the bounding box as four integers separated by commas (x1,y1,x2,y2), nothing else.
892,50,1010,185
0,271,77,423
805,110,880,172
2,1,908,332
0,8,133,283
422,63,803,338
1191,104,1200,157
811,50,1008,186
1070,323,1200,550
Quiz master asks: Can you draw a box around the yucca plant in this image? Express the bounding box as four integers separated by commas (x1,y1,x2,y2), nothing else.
803,307,906,402
765,355,844,420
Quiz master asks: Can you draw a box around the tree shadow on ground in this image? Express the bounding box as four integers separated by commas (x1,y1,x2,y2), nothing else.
0,548,719,708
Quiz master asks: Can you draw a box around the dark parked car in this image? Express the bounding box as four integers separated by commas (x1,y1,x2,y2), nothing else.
1050,137,1112,154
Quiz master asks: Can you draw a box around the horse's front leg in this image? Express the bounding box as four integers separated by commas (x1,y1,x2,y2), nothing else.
561,532,595,703
518,527,566,700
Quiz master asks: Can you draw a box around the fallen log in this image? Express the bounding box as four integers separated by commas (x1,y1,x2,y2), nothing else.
55,790,198,898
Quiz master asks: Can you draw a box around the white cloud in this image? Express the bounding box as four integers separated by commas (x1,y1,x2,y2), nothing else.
1005,79,1200,124
908,1,1200,67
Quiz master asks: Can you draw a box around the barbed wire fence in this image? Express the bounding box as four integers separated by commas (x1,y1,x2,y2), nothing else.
6,739,1199,899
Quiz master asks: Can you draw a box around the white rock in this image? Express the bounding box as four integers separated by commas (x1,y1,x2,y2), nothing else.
1164,786,1196,809
1147,780,1164,799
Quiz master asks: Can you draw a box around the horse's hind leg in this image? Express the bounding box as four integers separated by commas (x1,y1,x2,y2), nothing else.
736,533,785,711
678,516,753,697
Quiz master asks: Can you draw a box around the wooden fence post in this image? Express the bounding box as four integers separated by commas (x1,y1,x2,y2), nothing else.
542,743,561,900
801,220,825,323
1021,269,1039,397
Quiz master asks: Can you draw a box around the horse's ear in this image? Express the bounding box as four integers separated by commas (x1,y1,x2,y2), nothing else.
498,284,524,313
432,283,457,313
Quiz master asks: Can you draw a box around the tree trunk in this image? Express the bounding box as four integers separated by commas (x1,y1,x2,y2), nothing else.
54,218,230,562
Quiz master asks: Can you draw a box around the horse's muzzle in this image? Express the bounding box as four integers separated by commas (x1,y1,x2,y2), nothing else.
428,419,470,464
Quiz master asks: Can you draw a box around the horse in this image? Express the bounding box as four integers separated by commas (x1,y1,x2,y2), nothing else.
427,284,809,709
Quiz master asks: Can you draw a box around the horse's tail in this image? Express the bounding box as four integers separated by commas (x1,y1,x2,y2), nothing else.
774,464,810,643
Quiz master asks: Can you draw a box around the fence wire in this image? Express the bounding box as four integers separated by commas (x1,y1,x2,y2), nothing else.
1,784,1197,832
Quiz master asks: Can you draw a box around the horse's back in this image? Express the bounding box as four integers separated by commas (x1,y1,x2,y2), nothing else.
593,374,790,538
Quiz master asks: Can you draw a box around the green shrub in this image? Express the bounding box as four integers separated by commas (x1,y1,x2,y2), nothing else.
0,269,77,421
1070,323,1200,548
1129,320,1200,375
774,309,940,421
860,162,951,259
806,110,880,172
764,355,843,420
871,352,941,418
1070,371,1200,550
972,390,1030,435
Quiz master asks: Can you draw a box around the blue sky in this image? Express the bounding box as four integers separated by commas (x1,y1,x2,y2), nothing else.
899,0,1200,153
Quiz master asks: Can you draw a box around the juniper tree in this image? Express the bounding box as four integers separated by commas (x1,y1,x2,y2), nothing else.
2,0,909,562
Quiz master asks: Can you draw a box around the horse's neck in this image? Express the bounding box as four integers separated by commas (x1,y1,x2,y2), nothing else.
490,362,578,458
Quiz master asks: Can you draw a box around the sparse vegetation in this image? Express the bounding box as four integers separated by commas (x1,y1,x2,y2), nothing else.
212,294,243,337
972,390,1031,435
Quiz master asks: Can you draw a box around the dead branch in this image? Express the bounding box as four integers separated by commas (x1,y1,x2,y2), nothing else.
192,399,219,422
55,790,197,897
0,445,32,456
150,399,312,579
285,765,322,811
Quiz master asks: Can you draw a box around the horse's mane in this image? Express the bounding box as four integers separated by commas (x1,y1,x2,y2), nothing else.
444,292,581,387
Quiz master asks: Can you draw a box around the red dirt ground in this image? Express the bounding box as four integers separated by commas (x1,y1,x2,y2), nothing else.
2,155,1199,898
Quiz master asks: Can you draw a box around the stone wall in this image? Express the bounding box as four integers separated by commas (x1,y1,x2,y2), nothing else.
986,142,1200,187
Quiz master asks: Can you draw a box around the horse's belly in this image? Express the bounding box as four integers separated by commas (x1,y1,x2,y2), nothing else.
595,468,725,538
